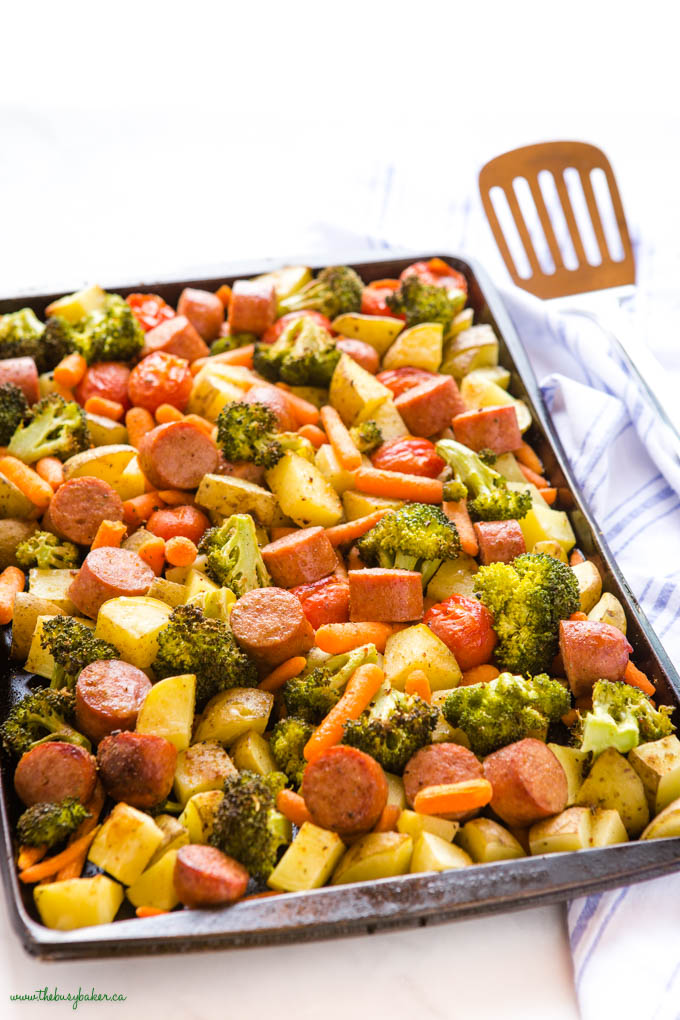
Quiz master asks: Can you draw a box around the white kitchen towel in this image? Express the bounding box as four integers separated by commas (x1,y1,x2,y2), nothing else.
503,289,680,1020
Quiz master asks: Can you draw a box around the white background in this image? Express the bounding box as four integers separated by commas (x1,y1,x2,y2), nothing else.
2,2,679,1016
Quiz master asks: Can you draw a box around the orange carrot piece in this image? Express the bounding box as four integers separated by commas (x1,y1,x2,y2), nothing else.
324,510,391,548
372,804,401,833
413,779,493,816
91,519,127,550
126,406,155,448
276,789,313,828
561,708,579,727
183,414,215,438
569,549,586,566
460,664,500,687
320,406,362,471
0,456,54,510
514,441,544,475
215,284,232,309
200,345,255,369
269,526,298,541
541,487,557,505
84,396,125,421
123,491,164,527
17,845,47,871
35,456,64,491
624,660,656,697
404,669,431,702
569,611,588,621
135,906,169,918
19,828,99,884
155,402,184,425
315,622,394,655
276,387,320,426
442,499,478,557
354,466,443,504
55,801,102,881
138,536,166,575
165,536,198,567
298,424,327,448
304,663,385,762
0,566,25,625
155,489,195,506
518,462,549,489
53,352,87,388
258,655,307,693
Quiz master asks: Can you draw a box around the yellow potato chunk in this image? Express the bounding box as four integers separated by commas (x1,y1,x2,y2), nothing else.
34,875,123,931
95,596,172,670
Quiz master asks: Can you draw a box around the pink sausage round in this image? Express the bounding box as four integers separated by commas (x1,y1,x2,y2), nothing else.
142,316,210,363
14,742,97,807
76,659,152,743
262,526,338,588
68,547,155,618
49,477,124,546
483,738,568,827
177,288,224,342
335,338,380,374
348,568,423,622
138,421,219,490
395,376,466,437
174,845,250,907
452,405,523,455
559,620,632,698
228,281,277,336
242,384,296,432
0,356,39,404
474,520,526,565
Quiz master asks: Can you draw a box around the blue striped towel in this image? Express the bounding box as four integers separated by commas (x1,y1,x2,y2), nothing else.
504,289,680,1020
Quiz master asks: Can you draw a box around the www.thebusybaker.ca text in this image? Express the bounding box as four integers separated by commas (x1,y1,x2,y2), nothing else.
9,985,127,1009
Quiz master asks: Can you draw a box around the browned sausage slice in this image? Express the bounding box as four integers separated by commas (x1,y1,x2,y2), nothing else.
14,742,97,807
0,356,40,404
75,659,152,743
394,376,466,437
301,745,388,835
483,738,568,827
174,844,250,907
48,477,124,546
262,526,337,589
452,405,523,455
403,743,484,820
336,338,380,375
559,619,632,698
474,520,526,565
177,288,224,342
96,731,177,808
228,280,276,336
229,587,314,669
142,315,210,363
138,421,219,490
348,568,423,622
68,547,155,618
242,384,296,431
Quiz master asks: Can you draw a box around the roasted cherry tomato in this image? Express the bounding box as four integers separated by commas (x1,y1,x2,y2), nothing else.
128,351,193,413
75,361,131,410
376,366,438,399
371,437,445,478
261,310,333,345
400,258,468,296
126,293,176,332
360,279,404,318
290,574,350,630
424,594,497,672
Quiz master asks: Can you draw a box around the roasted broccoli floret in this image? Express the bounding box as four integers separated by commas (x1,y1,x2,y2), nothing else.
0,688,91,757
436,439,531,521
198,514,270,597
210,331,257,355
15,531,80,570
442,479,469,502
153,604,258,709
67,294,144,364
477,448,498,466
386,276,464,333
442,672,571,757
216,401,283,468
357,502,461,588
17,797,90,849
575,679,675,755
278,265,363,319
268,717,314,788
283,644,379,724
7,393,89,464
253,317,340,387
349,420,383,454
0,383,30,445
343,685,438,773
0,308,45,364
40,616,119,691
277,432,315,461
40,316,77,372
210,770,289,880
473,553,580,676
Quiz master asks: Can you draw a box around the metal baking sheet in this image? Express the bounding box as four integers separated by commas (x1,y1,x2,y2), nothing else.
2,253,679,960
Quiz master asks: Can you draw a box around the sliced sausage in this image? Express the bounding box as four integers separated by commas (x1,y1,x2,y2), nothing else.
348,568,423,622
336,338,379,374
49,477,124,546
0,356,39,404
301,745,388,835
559,620,632,698
403,743,484,820
174,844,250,907
14,742,97,807
215,453,266,486
68,547,155,618
138,421,219,490
230,587,314,669
394,375,466,437
452,405,522,455
228,280,277,336
474,520,526,565
483,738,568,827
242,384,296,431
177,288,224,342
376,367,438,399
74,362,131,410
97,731,177,809
290,574,350,630
75,659,152,743
262,526,338,588
141,315,210,363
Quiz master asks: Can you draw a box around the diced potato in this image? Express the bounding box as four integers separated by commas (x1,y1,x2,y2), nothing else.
25,614,61,679
533,540,568,563
136,673,196,751
575,748,649,837
641,796,680,840
0,518,37,570
315,443,357,494
572,560,603,614
177,790,224,844
28,568,79,612
342,490,403,520
62,444,138,493
10,592,63,661
187,369,246,421
195,473,277,527
494,452,527,483
369,399,409,441
34,875,123,931
397,809,458,843
410,832,471,873
529,807,593,854
268,822,346,892
440,324,499,379
126,848,180,912
331,832,413,885
88,804,164,886
174,740,237,805
266,453,343,528
459,370,531,432
188,587,236,622
146,577,186,608
383,772,406,811
46,283,107,322
588,592,627,634
448,307,474,337
85,411,128,447
231,730,278,776
629,735,680,814
547,744,590,806
384,623,462,692
426,555,478,602
329,353,392,425
0,473,37,519
146,814,190,867
590,808,628,847
183,569,219,601
382,322,444,373
95,596,172,669
331,312,404,355
254,265,312,305
519,503,576,554
457,817,525,862
193,688,274,746
289,386,327,409
472,365,511,389
429,689,472,748
506,479,549,509
164,554,209,585
115,455,146,501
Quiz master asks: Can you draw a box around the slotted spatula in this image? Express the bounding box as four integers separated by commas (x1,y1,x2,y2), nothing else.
478,141,680,447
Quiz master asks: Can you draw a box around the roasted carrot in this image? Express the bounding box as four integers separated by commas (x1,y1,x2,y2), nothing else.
276,789,313,828
353,466,443,504
215,284,232,309
569,549,586,566
183,414,215,438
561,708,579,727
298,424,327,448
19,827,99,884
624,660,657,697
541,487,557,505
156,489,195,506
514,440,544,475
155,403,184,425
136,906,169,918
0,566,25,625
315,622,394,655
372,804,401,833
138,536,166,575
404,669,431,702
165,536,197,567
569,611,589,621
125,406,155,448
442,499,478,557
304,663,385,762
276,387,320,426
35,456,64,491
320,406,362,471
56,785,105,880
53,352,87,389
123,491,164,527
0,456,53,510
413,779,493,815
193,345,254,372
518,462,549,489
17,845,47,871
460,664,500,686
324,510,391,548
258,655,307,693
84,396,125,421
269,526,298,541
91,519,127,550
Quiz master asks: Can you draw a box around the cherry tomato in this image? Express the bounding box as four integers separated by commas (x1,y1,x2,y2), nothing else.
126,293,176,332
424,594,497,671
376,366,438,399
147,505,211,544
360,279,404,318
75,362,131,410
261,310,333,345
128,352,193,413
400,258,468,296
371,437,446,478
290,574,350,630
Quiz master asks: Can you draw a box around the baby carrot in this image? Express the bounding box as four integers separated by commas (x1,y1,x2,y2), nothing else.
0,566,25,625
276,789,313,828
138,536,166,575
404,669,431,703
276,387,320,426
126,407,155,448
0,456,54,509
123,491,164,527
569,611,589,621
84,396,124,421
354,466,443,504
442,500,478,557
320,405,362,471
372,804,401,833
304,663,385,762
200,345,255,369
17,845,47,871
298,424,327,448
561,708,579,727
136,906,169,918
569,549,586,566
156,489,195,506
514,440,544,475
35,456,64,491
19,827,99,884
324,509,390,548
460,664,500,687
413,779,493,816
624,660,657,697
91,519,127,550
53,352,87,389
519,462,549,489
315,622,394,655
541,488,557,505
165,536,198,567
183,414,215,438
215,284,232,309
155,403,184,425
258,655,307,693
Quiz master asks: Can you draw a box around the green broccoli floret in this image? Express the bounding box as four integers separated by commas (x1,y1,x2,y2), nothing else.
278,265,364,319
210,770,289,880
153,604,258,709
40,317,77,372
442,672,571,757
0,688,91,758
253,317,341,387
210,331,257,355
269,717,314,788
343,685,438,773
277,432,315,461
436,439,531,521
283,644,379,724
17,797,90,849
198,514,270,597
216,401,283,468
575,679,675,756
349,420,383,454
0,308,45,364
68,294,144,364
442,479,468,502
15,531,80,570
7,393,89,464
40,616,119,691
357,502,461,589
474,553,580,676
386,276,465,333
0,383,30,445
477,448,498,466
